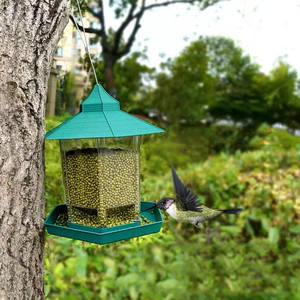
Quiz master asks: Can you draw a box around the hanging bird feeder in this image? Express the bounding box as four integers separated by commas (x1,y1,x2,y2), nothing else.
44,85,164,244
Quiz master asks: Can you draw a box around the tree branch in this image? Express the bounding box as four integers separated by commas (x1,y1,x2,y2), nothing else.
116,0,224,58
132,0,197,19
112,2,138,54
69,15,103,36
117,0,146,58
98,0,109,51
131,0,224,19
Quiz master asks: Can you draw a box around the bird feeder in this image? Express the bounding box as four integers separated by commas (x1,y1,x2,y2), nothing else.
45,85,164,244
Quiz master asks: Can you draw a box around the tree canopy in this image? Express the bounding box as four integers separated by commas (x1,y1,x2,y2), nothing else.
151,40,215,123
71,0,224,96
86,51,154,111
148,36,300,131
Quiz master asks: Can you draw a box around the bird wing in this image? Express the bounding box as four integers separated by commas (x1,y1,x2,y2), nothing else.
171,164,202,212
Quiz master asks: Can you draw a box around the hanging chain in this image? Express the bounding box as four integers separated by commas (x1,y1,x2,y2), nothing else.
72,0,99,85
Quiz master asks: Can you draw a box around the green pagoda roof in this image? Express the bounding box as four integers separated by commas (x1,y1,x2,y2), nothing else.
46,85,164,140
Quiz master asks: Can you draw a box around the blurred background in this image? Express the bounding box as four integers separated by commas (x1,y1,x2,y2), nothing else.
45,0,300,299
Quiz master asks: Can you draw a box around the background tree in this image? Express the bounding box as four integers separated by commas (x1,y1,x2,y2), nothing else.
149,37,266,127
205,36,268,148
0,1,69,299
207,38,300,147
89,51,155,111
205,36,266,126
147,37,300,151
264,62,300,129
61,71,77,114
151,40,215,123
71,0,224,97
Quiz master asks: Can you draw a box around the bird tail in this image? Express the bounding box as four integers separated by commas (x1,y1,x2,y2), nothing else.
219,208,243,214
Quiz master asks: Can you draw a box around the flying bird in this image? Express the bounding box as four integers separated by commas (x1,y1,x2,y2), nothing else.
145,165,243,226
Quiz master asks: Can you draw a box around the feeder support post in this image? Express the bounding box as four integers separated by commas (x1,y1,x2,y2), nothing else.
0,1,69,299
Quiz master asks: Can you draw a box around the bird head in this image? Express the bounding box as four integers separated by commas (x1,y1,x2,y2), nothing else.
143,197,175,212
157,197,175,210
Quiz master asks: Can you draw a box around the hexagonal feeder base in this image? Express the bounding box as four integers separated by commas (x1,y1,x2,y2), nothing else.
45,201,163,245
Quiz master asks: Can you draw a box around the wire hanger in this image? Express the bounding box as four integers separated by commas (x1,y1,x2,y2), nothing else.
71,0,99,85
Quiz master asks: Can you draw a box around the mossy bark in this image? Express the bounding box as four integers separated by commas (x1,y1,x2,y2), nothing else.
0,1,69,299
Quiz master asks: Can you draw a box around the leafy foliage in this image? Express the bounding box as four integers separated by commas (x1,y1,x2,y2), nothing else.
265,62,300,128
71,0,91,15
86,52,154,111
45,115,71,214
57,72,77,115
45,117,300,299
148,37,300,151
152,40,215,123
205,37,267,127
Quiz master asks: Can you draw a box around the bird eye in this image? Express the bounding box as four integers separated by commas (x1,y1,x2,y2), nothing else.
162,201,165,205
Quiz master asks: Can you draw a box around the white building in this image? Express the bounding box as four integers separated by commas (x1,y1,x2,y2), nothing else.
54,14,100,109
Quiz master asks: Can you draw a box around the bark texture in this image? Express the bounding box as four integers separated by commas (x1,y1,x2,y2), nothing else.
0,1,69,299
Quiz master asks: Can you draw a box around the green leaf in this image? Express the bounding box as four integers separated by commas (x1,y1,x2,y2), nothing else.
268,227,279,245
117,273,140,286
261,218,270,232
289,225,300,234
44,285,50,298
74,247,88,278
220,226,241,235
157,279,179,290
129,286,139,300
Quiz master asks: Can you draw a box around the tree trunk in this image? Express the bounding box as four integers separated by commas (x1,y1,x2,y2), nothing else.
105,65,117,98
103,52,117,98
0,1,69,299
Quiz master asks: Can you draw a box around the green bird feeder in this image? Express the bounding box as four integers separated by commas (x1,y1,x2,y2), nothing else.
45,85,164,244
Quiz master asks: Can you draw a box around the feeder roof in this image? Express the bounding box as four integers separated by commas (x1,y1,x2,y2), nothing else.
46,85,164,140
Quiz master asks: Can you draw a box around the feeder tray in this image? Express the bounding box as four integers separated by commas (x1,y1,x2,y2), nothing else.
45,201,163,245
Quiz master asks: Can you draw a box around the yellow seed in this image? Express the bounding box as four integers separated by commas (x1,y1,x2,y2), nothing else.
63,146,139,228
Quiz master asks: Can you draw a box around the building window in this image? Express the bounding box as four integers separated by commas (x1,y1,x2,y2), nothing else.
56,65,62,72
72,48,78,56
56,47,63,57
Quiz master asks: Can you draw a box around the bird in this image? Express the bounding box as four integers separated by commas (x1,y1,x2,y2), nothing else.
145,164,243,227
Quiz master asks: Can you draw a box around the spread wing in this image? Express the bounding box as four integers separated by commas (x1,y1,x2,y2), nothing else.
171,164,202,212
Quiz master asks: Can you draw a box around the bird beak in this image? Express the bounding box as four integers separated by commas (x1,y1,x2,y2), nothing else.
143,204,157,212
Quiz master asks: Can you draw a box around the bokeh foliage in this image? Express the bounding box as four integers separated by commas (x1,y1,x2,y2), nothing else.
45,117,300,299
47,31,300,300
148,37,300,149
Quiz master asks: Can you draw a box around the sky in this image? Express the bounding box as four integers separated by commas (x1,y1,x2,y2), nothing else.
104,0,300,75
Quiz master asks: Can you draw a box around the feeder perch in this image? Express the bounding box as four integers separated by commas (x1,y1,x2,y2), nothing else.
45,85,164,244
